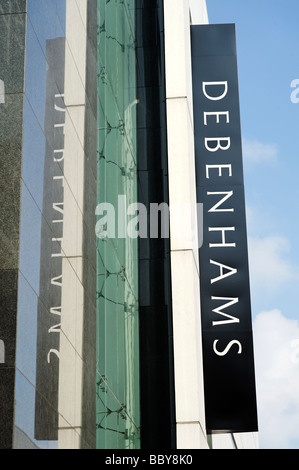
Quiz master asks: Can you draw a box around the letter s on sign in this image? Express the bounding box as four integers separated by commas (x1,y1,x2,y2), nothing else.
213,339,242,356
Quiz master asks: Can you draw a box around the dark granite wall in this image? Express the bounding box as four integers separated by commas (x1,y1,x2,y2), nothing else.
0,0,27,449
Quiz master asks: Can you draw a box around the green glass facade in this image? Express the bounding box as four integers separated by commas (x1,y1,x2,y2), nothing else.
96,0,140,449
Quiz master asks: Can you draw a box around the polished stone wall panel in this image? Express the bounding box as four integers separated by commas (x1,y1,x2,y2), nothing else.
0,269,18,366
0,12,26,93
0,3,26,450
0,0,26,15
0,94,24,180
0,178,21,270
0,368,15,448
8,0,98,449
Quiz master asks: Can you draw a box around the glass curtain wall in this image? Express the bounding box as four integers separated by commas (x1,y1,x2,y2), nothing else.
13,0,67,449
11,0,97,449
96,0,140,449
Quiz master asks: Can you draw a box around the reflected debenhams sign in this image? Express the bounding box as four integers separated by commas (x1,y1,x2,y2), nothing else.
191,24,258,433
35,37,65,441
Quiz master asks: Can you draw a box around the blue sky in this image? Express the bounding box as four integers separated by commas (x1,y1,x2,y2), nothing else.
206,0,299,449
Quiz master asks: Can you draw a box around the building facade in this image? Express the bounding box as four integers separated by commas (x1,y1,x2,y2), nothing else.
0,0,258,449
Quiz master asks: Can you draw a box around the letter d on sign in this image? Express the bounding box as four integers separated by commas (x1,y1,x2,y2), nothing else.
202,81,228,101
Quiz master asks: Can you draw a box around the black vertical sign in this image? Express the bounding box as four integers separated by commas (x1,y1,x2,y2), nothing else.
35,37,65,440
191,24,258,433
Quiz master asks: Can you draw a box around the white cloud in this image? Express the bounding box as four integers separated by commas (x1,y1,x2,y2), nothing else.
246,204,274,237
242,138,278,165
253,310,299,448
248,235,298,292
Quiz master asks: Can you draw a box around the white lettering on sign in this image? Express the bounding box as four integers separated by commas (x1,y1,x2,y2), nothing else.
202,80,243,356
208,227,236,248
207,190,234,213
47,92,65,364
202,81,228,101
210,260,237,284
213,339,242,357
